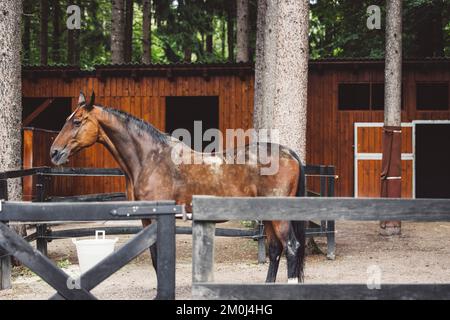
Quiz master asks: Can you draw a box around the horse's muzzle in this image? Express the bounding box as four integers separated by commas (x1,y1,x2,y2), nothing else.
50,148,68,165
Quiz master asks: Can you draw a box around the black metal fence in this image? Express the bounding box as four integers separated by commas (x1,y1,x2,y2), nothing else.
191,195,450,300
1,165,337,264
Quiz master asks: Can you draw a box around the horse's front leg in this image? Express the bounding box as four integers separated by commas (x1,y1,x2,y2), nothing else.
142,218,158,272
264,222,283,283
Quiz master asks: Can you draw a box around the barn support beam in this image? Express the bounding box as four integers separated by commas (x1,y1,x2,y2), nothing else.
22,98,54,127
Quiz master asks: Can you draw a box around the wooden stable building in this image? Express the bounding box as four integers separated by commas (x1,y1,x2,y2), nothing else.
21,58,450,199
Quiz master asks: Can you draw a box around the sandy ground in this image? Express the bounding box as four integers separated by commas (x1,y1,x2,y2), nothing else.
1,220,450,300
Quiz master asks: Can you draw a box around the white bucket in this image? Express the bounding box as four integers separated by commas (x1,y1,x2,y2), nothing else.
72,230,118,274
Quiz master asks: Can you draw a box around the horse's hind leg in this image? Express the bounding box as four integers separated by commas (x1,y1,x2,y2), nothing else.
265,222,283,283
286,221,306,283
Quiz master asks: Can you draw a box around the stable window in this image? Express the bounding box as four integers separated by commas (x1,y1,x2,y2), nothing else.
22,97,72,131
371,83,385,110
416,83,449,111
338,83,370,110
165,96,219,152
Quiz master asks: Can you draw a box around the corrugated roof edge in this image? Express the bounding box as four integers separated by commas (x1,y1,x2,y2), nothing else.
22,57,449,72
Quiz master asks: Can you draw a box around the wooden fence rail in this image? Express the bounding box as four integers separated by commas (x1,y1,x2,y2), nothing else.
0,200,179,300
191,195,450,300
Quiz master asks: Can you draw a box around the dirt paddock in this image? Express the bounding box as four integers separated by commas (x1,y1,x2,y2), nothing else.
1,220,450,300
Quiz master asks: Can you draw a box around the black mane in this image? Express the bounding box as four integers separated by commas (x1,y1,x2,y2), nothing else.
99,106,169,144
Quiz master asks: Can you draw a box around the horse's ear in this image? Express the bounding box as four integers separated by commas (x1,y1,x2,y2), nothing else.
85,91,95,110
78,91,86,105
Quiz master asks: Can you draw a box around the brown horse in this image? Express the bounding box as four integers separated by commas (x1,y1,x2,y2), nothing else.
50,92,306,283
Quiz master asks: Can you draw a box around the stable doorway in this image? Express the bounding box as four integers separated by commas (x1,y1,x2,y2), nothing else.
165,96,219,152
414,122,450,198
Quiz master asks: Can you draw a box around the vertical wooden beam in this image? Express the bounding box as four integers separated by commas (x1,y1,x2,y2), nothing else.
192,221,216,283
35,174,48,256
22,129,34,202
326,168,336,260
155,214,176,300
0,179,12,290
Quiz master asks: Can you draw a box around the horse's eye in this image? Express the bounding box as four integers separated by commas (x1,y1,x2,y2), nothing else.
73,119,82,126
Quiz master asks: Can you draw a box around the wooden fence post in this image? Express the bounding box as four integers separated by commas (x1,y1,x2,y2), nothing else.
35,174,48,256
0,179,12,290
192,221,216,283
155,214,176,300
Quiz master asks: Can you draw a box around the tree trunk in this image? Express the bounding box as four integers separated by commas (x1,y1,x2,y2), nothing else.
0,0,25,240
206,34,213,54
68,28,75,64
236,0,249,62
111,0,125,64
40,0,49,65
124,0,133,63
142,0,152,64
380,0,402,236
52,0,61,63
253,0,309,162
221,16,226,59
184,47,192,62
227,3,235,62
23,0,32,64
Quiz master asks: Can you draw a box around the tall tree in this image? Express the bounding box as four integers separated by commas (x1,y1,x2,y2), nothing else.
254,0,309,162
23,0,32,64
236,0,249,62
111,0,125,63
52,0,61,63
67,0,81,65
380,0,402,236
0,0,24,278
40,0,49,65
124,0,134,63
142,0,152,64
227,2,235,61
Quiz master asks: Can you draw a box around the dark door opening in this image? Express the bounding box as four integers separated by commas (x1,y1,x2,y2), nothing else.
415,123,450,198
22,97,72,131
165,96,219,152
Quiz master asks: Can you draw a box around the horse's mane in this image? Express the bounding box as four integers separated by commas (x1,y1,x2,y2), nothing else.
99,106,169,144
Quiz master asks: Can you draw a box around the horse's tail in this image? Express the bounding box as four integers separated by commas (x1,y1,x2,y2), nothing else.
288,149,307,282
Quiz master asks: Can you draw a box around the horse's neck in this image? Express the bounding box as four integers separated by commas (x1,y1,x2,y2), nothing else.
94,107,167,185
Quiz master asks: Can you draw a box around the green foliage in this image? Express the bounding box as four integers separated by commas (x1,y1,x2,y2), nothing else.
22,0,449,69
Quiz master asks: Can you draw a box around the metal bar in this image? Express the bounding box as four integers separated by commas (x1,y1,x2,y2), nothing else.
50,223,159,300
0,167,47,180
42,226,257,240
0,201,178,221
320,166,326,230
35,174,48,256
326,171,336,260
0,222,95,299
112,204,181,217
192,283,450,300
192,196,450,221
155,214,176,300
44,167,124,177
48,192,126,202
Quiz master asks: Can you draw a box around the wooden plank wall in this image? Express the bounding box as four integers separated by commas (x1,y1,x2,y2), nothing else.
22,73,253,197
22,65,450,197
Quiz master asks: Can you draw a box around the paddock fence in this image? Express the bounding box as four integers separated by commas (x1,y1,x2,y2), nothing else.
191,195,450,300
0,165,337,264
0,200,179,299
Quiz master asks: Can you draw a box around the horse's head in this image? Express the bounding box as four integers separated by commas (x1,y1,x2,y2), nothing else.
50,91,99,165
